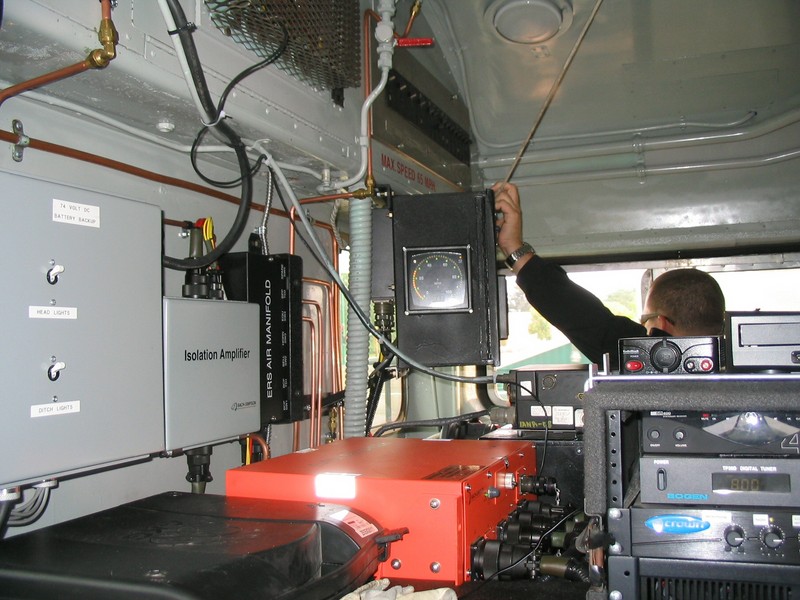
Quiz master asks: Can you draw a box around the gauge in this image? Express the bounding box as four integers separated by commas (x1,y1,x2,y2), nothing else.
404,247,471,313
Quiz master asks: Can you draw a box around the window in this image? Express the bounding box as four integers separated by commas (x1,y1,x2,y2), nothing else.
500,264,800,371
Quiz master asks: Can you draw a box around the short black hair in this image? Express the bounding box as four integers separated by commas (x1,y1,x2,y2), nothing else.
648,269,726,335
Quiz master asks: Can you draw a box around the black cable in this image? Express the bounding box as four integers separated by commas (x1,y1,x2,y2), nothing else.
9,487,51,527
0,500,12,539
499,507,582,579
190,129,267,188
162,0,252,271
189,23,288,188
214,22,288,119
365,349,395,434
373,409,490,438
506,380,550,475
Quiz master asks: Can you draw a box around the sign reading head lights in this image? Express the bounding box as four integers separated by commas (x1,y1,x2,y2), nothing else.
314,473,359,499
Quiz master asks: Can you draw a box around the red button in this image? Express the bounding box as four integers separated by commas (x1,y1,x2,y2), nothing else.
625,360,644,372
700,359,713,372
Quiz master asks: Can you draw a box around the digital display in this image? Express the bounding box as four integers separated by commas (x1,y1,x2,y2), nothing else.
712,472,791,493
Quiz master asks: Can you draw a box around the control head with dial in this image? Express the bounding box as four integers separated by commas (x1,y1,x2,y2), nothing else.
404,247,471,313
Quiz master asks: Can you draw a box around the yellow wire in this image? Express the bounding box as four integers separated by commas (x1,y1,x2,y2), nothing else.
203,216,216,249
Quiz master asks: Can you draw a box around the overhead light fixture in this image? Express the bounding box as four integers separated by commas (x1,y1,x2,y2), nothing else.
485,0,573,45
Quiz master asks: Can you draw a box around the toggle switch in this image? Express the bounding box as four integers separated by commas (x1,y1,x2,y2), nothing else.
657,468,667,491
48,361,66,381
47,264,65,285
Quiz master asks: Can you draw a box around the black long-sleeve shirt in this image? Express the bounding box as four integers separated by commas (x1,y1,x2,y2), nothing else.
515,255,646,369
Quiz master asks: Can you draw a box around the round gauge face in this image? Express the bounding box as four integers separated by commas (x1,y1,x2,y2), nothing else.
406,249,469,312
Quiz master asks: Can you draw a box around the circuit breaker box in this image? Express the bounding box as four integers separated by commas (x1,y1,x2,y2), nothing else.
0,172,164,488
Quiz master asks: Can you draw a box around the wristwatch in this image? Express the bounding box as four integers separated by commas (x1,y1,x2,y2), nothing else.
504,242,535,269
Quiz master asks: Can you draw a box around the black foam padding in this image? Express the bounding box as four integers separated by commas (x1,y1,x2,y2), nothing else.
582,375,800,515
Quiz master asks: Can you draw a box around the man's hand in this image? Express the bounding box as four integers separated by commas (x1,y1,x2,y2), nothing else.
492,181,524,257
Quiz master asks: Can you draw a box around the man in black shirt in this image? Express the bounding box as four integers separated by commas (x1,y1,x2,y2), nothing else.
492,182,726,369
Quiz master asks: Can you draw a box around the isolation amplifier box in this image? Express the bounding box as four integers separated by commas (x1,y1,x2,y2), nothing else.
163,297,260,451
226,437,537,585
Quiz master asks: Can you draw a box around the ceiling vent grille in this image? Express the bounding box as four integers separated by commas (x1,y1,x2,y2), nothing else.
205,0,361,92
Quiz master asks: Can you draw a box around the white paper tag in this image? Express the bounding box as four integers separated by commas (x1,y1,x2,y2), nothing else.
53,199,100,228
29,306,78,319
31,401,81,418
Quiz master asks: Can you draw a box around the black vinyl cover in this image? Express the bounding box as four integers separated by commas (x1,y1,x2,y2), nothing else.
0,492,384,600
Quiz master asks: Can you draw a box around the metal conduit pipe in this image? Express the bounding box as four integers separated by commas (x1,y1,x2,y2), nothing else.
342,0,397,438
480,111,758,151
479,106,800,170
504,145,800,187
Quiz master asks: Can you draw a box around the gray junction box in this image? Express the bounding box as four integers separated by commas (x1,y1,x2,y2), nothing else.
163,297,260,451
0,172,164,489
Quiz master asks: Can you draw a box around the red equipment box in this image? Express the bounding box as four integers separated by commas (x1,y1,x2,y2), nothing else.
226,437,537,585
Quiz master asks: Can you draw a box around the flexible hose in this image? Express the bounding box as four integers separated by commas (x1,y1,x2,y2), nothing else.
343,196,373,437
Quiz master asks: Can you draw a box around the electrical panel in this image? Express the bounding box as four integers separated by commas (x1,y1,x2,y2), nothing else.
391,190,502,366
0,172,164,489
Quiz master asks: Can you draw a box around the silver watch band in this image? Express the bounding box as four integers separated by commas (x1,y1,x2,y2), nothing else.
504,242,535,269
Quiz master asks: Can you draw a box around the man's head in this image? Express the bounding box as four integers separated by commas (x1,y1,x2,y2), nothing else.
641,268,726,336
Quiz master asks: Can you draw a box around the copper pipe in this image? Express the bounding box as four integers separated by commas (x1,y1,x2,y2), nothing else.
300,193,355,204
287,195,342,382
303,300,324,447
304,278,343,392
0,0,117,108
292,421,301,453
288,193,353,257
101,0,113,20
302,315,319,448
398,1,423,39
0,62,92,108
248,433,270,460
287,205,341,268
0,129,291,227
